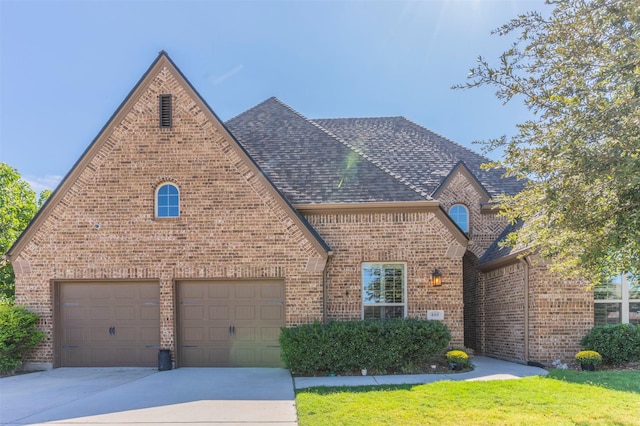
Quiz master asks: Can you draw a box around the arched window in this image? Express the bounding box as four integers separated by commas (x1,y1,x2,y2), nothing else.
156,183,179,218
449,204,469,232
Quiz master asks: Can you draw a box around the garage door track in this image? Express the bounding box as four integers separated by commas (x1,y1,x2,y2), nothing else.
0,367,297,425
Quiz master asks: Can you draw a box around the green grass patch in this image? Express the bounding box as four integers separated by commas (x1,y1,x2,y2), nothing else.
547,369,640,393
296,377,640,425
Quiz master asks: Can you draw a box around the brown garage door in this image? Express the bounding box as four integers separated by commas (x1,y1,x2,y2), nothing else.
177,280,285,367
58,281,160,367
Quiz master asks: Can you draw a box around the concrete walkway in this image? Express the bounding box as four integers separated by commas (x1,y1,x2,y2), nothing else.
294,356,548,389
0,367,297,426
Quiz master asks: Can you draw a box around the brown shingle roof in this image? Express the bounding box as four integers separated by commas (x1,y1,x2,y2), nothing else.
226,98,429,204
314,117,525,198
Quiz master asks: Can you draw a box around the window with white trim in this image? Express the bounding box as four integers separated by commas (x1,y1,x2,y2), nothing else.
449,204,469,232
362,263,406,320
155,183,180,218
594,274,640,325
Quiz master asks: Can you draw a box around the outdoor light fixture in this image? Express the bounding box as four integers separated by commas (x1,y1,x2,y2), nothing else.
431,269,442,287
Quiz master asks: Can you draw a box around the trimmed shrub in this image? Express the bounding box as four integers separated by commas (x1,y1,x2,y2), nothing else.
279,318,451,375
0,304,46,374
580,324,640,365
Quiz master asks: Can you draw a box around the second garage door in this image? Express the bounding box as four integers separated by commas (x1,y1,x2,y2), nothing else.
177,280,285,367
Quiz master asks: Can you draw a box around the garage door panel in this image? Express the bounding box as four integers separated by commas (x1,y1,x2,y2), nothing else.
178,280,285,367
63,306,84,321
90,306,111,320
209,305,229,320
90,349,113,365
235,305,256,320
261,327,281,342
59,281,160,367
235,327,256,342
208,284,230,298
115,306,135,321
115,327,136,342
140,305,160,320
261,305,283,321
182,305,204,320
91,286,112,299
233,348,256,365
261,283,284,299
262,347,282,365
234,284,256,299
90,327,112,343
183,326,205,342
209,327,230,341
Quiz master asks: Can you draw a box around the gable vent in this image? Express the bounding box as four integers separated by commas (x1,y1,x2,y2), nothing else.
159,94,172,128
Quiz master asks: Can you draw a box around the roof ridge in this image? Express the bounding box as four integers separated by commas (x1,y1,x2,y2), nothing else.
272,99,432,200
226,96,277,123
315,116,404,121
398,116,493,164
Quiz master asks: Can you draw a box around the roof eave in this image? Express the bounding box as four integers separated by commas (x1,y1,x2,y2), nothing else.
478,249,529,272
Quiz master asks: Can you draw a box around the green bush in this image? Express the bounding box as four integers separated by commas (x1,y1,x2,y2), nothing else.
279,318,451,375
0,304,46,374
580,324,640,365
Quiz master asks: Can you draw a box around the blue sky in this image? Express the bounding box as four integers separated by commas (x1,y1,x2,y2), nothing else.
1,0,543,193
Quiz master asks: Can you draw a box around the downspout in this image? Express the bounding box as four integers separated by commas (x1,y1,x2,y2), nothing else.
322,253,333,325
521,257,530,363
323,267,328,325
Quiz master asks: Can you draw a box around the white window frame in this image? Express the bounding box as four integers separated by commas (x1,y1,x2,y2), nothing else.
448,204,469,233
594,274,639,325
361,262,407,320
155,183,180,218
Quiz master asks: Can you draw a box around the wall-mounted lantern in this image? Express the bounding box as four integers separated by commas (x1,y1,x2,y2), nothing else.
431,269,443,287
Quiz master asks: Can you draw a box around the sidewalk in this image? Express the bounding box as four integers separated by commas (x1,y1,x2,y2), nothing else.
294,356,547,389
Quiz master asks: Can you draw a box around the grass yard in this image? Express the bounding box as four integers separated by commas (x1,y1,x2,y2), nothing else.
296,372,640,425
548,369,640,393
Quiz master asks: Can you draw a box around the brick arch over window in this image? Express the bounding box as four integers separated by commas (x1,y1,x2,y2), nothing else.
155,182,180,218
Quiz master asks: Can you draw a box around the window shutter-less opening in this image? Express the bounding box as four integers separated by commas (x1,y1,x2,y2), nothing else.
159,94,172,128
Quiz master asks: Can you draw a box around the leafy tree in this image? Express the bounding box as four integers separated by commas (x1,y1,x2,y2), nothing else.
455,0,640,285
0,163,49,301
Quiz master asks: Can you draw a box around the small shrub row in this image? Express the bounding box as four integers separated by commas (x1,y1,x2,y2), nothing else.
279,318,451,375
0,303,46,374
580,323,640,365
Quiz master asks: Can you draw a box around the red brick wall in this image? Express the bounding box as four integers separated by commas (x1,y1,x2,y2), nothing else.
527,263,594,363
483,263,526,361
305,211,465,346
481,260,594,364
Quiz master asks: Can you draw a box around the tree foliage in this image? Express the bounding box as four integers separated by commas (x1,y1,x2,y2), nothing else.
456,0,640,285
0,163,49,301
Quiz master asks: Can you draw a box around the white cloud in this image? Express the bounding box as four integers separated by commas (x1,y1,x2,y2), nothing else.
209,64,244,86
24,174,63,194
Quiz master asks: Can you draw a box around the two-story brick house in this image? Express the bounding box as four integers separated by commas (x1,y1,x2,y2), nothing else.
6,52,594,370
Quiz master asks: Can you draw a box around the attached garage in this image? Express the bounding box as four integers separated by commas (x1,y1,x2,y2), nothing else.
177,280,285,367
57,281,160,367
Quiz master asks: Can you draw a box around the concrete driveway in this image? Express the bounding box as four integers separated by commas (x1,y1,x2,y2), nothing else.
0,367,297,426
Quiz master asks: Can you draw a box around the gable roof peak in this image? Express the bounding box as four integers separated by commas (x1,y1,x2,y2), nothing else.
431,160,491,199
8,54,331,260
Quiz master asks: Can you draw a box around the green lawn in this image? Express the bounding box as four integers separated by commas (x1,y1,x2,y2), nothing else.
548,369,640,393
296,371,640,425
